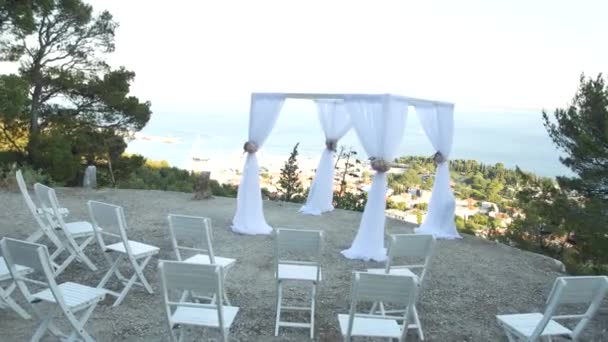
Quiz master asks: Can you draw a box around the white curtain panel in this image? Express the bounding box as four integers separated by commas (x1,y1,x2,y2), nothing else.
415,104,461,239
341,95,408,261
300,100,351,215
232,93,285,235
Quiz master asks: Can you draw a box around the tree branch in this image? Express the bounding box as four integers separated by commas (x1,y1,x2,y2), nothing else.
0,125,25,153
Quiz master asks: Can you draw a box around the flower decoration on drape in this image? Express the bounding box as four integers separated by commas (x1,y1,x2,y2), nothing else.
232,93,285,235
300,100,351,216
415,104,461,239
341,95,409,261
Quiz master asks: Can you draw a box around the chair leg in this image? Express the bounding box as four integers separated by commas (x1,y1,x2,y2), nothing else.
310,282,317,339
503,329,519,342
113,272,139,306
73,236,97,271
275,281,283,336
64,303,98,342
53,252,77,276
131,255,154,294
222,272,231,306
112,255,154,306
30,306,64,342
411,305,424,341
0,282,31,319
370,301,379,314
97,254,124,290
26,230,44,242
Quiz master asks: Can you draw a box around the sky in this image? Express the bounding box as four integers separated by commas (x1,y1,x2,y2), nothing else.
2,0,607,114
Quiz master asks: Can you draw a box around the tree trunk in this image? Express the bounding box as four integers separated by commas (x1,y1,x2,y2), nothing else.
26,70,43,160
193,171,212,200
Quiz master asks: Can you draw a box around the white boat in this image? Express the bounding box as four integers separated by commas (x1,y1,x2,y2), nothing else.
184,135,210,171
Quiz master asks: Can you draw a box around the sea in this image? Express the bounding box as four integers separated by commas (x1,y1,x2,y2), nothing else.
126,102,572,178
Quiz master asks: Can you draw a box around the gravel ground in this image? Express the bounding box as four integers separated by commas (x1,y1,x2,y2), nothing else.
0,187,606,341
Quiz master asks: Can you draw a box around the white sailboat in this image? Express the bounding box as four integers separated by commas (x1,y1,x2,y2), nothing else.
184,135,209,171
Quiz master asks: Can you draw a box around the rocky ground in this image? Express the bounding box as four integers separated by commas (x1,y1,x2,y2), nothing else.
0,188,606,341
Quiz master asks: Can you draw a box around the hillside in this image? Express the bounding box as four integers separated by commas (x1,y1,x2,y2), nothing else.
0,188,605,341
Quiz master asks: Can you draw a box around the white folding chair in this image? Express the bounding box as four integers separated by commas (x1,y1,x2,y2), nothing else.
87,200,159,306
16,170,68,242
274,228,323,339
167,214,236,305
0,238,105,342
497,276,608,342
0,255,33,319
17,177,66,257
338,271,419,342
159,260,240,342
35,183,98,274
367,233,435,340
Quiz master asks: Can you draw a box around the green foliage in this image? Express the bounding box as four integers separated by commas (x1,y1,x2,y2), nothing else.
506,74,608,275
414,202,428,211
335,145,360,197
210,180,238,198
543,73,608,197
145,159,170,169
0,162,52,189
386,199,408,211
415,210,423,225
333,191,367,212
455,216,475,235
388,168,421,191
0,0,151,186
28,129,81,184
278,142,304,202
0,74,29,152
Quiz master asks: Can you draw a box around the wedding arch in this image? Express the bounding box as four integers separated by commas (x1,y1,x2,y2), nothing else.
232,92,461,261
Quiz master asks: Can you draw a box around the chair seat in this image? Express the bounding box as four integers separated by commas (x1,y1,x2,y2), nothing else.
32,282,106,309
63,221,95,236
0,257,32,281
277,264,321,282
106,241,160,258
338,314,402,338
497,313,572,337
38,207,69,217
172,305,239,328
367,267,418,280
183,254,235,268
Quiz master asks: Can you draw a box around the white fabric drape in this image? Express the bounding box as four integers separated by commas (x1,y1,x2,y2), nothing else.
300,100,351,215
341,95,408,261
415,104,461,239
232,94,285,235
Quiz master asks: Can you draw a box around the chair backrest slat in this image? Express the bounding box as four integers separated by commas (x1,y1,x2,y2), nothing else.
0,238,46,273
1,238,75,324
531,276,608,340
275,228,322,260
87,200,131,253
160,261,221,294
354,272,418,305
345,271,418,341
388,234,435,258
158,260,226,333
549,276,608,305
167,214,214,262
31,183,59,228
16,170,38,215
386,234,435,282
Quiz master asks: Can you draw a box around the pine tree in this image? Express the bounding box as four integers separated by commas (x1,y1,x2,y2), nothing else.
278,143,304,202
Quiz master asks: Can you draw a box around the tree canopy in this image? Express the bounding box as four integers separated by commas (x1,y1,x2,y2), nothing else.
0,0,151,184
543,74,608,197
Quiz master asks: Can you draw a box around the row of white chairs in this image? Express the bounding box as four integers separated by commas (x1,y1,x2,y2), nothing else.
5,171,608,341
